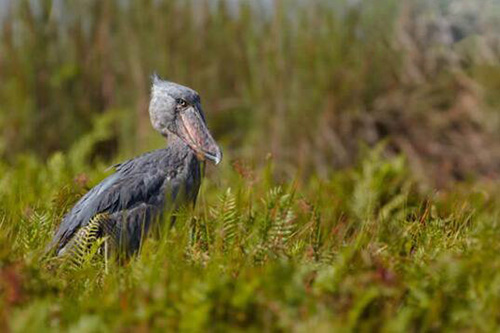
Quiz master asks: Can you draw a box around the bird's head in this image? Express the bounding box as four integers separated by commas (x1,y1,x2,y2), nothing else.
149,74,222,165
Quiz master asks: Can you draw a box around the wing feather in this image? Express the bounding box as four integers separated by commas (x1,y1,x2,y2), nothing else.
48,150,172,254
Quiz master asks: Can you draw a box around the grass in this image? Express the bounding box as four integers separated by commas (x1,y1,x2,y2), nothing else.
1,138,500,331
1,0,500,331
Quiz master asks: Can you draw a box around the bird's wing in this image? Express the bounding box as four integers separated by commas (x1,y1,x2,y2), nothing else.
47,152,176,254
61,203,159,259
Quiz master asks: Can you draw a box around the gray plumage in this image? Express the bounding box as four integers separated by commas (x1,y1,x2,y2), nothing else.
48,75,222,257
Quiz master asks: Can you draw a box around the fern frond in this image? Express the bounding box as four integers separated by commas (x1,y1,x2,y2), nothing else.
268,191,297,248
268,206,295,246
262,186,283,210
210,188,239,248
67,213,112,268
255,187,298,258
18,211,51,254
220,189,238,245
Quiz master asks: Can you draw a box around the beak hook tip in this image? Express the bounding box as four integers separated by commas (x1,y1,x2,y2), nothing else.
214,149,222,165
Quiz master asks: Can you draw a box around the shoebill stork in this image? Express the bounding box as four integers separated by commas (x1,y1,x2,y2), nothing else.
47,75,222,258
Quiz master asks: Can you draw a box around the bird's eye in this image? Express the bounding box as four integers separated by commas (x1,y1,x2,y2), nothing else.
176,99,188,108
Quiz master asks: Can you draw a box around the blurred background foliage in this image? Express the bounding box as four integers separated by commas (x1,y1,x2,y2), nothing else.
2,0,500,186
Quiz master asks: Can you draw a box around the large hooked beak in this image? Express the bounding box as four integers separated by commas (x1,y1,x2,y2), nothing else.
176,104,222,165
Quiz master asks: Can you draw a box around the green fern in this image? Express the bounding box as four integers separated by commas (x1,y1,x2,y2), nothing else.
210,188,239,248
260,186,283,237
268,201,295,247
18,211,51,255
257,187,297,258
67,213,112,268
263,187,283,210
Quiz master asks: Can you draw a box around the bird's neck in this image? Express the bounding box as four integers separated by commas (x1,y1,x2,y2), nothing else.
166,134,196,160
166,134,186,150
166,134,205,175
167,134,186,147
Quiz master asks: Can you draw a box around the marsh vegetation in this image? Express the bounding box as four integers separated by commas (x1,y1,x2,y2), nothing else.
1,0,500,331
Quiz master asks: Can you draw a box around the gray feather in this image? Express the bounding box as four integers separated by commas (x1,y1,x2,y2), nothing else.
49,140,202,256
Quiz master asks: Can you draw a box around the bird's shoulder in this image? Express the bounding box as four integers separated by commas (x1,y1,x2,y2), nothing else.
76,148,183,212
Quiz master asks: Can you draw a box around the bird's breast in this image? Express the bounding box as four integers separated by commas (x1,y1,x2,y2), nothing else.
158,153,202,209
